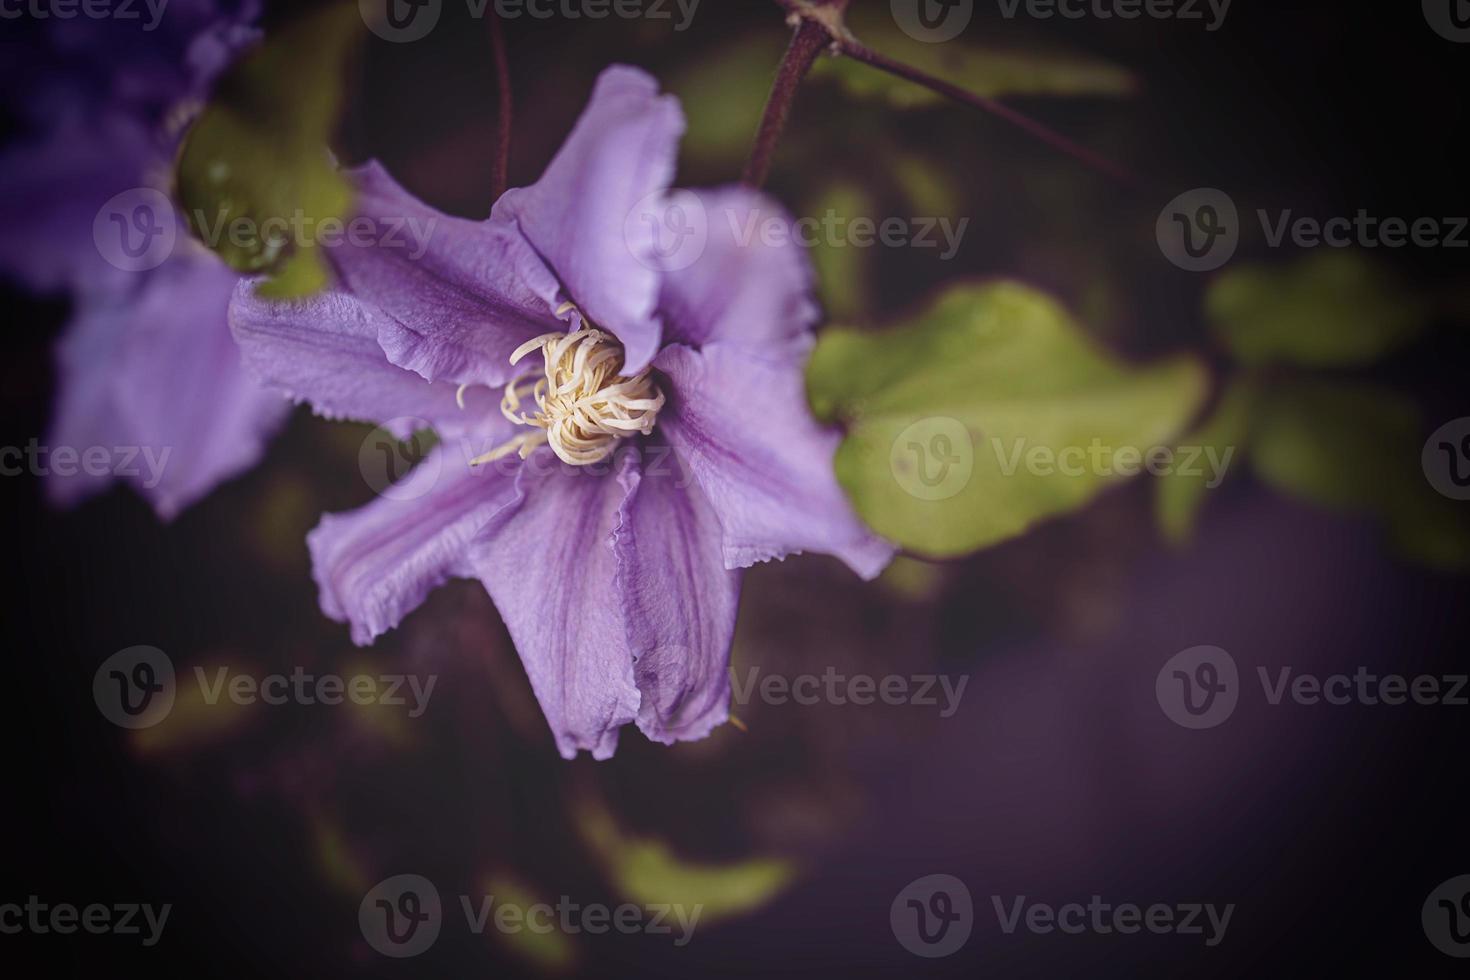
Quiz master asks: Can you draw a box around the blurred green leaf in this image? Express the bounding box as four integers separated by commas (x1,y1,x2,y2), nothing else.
804,181,878,320
1250,380,1470,568
577,805,795,927
482,873,577,972
1155,378,1255,545
1207,252,1431,368
809,282,1208,556
813,7,1136,107
888,151,963,218
667,33,783,168
176,4,359,298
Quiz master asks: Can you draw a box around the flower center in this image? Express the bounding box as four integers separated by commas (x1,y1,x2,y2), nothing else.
469,314,665,467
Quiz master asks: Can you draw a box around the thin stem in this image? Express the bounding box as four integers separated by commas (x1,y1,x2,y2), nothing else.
838,39,1137,188
489,10,513,200
742,17,831,188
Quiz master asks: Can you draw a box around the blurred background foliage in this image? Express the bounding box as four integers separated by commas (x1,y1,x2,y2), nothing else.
7,1,1466,974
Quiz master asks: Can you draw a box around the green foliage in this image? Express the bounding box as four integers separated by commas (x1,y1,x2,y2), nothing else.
813,6,1136,107
1156,379,1255,545
176,5,359,298
809,282,1207,556
1206,252,1431,368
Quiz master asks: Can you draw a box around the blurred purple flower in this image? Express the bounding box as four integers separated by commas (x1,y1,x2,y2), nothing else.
0,0,287,519
230,66,892,758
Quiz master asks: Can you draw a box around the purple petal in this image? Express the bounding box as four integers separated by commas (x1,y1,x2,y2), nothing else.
614,456,741,744
655,343,895,580
331,162,561,387
229,277,502,440
309,448,525,645
657,187,820,356
469,451,643,760
491,65,684,375
48,252,289,520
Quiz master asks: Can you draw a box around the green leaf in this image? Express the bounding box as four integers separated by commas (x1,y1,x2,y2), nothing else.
1155,378,1255,545
803,181,878,320
667,32,787,168
812,7,1136,108
809,282,1208,556
176,5,359,298
1207,252,1431,368
1250,380,1470,568
481,873,577,971
577,804,795,927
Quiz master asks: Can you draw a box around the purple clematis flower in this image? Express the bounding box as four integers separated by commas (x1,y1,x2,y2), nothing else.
230,65,893,758
0,0,287,518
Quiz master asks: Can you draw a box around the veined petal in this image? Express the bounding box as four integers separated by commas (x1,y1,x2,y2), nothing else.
48,253,288,520
491,65,684,376
332,161,562,386
655,342,895,580
469,450,643,760
309,447,525,646
111,253,289,519
614,454,741,745
657,186,819,356
229,278,499,439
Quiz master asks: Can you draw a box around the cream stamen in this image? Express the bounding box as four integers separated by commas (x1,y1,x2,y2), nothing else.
469,316,664,468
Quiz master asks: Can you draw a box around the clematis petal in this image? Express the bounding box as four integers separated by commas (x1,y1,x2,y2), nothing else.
657,187,820,356
655,342,895,580
469,451,643,760
229,278,502,441
330,161,561,386
48,253,288,520
491,65,684,375
309,448,525,646
614,453,741,745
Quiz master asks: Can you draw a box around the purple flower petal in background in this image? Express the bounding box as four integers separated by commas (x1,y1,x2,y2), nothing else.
231,65,894,758
0,0,288,520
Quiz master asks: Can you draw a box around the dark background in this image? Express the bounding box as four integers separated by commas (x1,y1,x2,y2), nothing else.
2,0,1468,975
